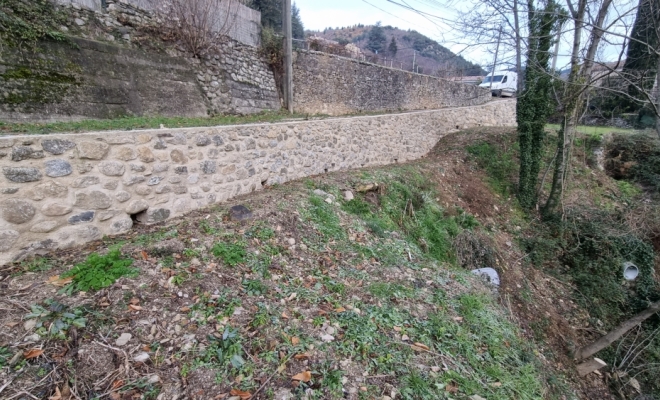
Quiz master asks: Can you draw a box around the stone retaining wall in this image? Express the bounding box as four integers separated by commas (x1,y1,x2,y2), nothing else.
293,51,492,115
0,100,516,265
0,1,279,122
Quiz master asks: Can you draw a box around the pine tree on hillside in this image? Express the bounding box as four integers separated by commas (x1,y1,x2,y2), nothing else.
250,0,304,38
366,22,386,54
251,0,281,31
292,3,305,39
388,37,398,57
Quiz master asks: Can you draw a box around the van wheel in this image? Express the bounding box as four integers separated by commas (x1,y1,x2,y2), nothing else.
496,90,503,97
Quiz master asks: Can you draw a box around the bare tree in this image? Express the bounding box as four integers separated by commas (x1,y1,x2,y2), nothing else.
543,0,615,215
148,0,243,57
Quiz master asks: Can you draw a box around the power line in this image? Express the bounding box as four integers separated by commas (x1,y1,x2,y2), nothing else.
359,0,416,25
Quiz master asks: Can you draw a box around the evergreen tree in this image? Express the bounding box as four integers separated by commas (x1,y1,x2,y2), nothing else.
620,0,660,115
388,37,398,57
250,0,304,38
291,3,305,39
251,0,282,31
366,22,386,54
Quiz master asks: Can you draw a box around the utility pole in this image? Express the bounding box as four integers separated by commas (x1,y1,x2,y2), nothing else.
490,25,502,90
412,51,416,72
282,0,293,113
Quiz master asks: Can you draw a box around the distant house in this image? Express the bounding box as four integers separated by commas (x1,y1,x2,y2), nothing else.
559,60,625,83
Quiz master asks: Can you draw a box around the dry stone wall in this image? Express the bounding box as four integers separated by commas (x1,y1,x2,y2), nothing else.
194,42,280,115
293,51,492,115
0,100,516,265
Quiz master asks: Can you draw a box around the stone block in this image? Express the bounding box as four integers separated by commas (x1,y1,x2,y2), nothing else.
74,191,112,209
2,199,37,224
201,161,217,174
138,147,155,163
171,149,188,164
3,167,42,183
12,146,45,161
116,191,131,202
26,181,68,200
98,161,126,176
123,176,146,186
137,208,170,224
111,217,134,234
77,141,110,159
68,211,96,225
115,147,138,161
44,159,73,177
0,229,20,251
41,202,73,216
72,176,100,188
30,221,60,233
125,199,149,214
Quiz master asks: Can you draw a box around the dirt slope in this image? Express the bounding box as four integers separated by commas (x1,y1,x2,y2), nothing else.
0,127,620,400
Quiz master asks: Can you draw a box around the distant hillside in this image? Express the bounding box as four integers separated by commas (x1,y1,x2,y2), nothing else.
309,25,485,77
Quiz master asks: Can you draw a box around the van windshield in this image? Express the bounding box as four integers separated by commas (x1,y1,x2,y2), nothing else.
482,75,504,83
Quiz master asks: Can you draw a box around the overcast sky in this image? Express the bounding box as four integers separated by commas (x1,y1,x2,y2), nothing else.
292,0,631,72
292,1,483,62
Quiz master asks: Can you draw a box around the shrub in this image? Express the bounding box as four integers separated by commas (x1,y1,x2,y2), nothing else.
607,133,660,195
61,247,137,294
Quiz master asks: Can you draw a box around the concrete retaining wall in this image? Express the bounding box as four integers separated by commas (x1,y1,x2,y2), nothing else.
0,100,516,265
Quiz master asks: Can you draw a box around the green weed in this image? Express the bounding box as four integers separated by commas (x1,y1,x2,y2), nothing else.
20,257,53,273
245,223,275,241
243,279,268,296
617,180,641,200
61,247,137,294
25,300,87,339
211,241,247,266
197,327,245,369
0,347,10,368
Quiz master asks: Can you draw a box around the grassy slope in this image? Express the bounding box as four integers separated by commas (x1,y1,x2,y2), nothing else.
0,112,314,136
0,128,580,400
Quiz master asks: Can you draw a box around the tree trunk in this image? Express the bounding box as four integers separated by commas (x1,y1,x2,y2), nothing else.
544,0,612,216
574,301,660,361
656,57,660,139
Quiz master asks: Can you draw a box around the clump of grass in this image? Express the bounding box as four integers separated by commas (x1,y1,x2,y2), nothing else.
343,168,477,263
211,241,247,266
303,195,345,241
61,247,137,294
466,141,517,196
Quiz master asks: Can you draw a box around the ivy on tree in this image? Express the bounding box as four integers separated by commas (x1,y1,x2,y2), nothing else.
516,0,560,210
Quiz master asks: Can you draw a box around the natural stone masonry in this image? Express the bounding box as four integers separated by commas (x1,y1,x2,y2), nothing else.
293,50,492,115
0,101,516,264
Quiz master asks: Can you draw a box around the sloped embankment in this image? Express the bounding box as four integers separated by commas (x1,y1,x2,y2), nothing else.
0,128,574,399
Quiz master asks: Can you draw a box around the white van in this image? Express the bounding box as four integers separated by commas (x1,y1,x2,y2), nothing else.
479,71,517,97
